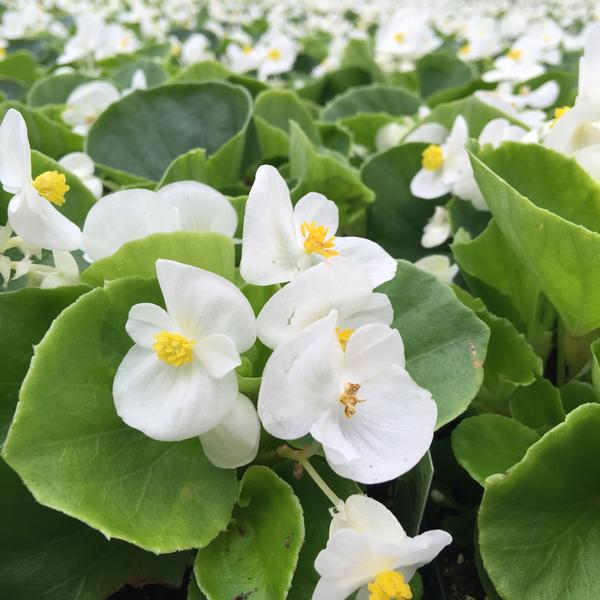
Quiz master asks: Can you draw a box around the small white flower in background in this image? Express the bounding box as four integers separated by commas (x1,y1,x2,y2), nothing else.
457,17,501,61
479,118,529,148
421,206,452,248
312,494,452,600
414,255,459,284
0,109,82,251
122,68,148,96
62,81,120,135
58,14,106,65
255,33,298,80
99,23,141,59
258,312,437,484
113,259,260,468
59,152,103,199
257,261,393,350
474,90,547,131
493,80,560,110
82,181,237,261
0,224,41,287
240,165,396,287
409,116,486,211
482,39,545,84
375,120,414,152
38,251,80,289
226,40,262,74
181,33,213,66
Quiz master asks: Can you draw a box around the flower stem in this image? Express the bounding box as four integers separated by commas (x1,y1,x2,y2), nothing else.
300,458,341,507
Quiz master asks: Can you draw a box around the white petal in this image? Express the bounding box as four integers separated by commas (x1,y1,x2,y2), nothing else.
125,303,178,348
59,151,95,179
240,164,301,285
113,345,237,441
575,145,600,181
157,180,237,238
0,108,31,192
82,189,180,261
405,122,449,144
199,394,260,468
410,168,449,200
293,192,339,237
258,312,343,440
390,529,452,581
526,80,559,109
328,365,437,484
332,237,397,287
194,333,241,379
155,259,256,352
414,254,459,283
8,187,82,251
257,261,378,349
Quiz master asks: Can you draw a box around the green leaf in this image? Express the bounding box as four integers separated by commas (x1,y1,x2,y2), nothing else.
380,260,490,427
81,231,235,286
341,38,385,83
560,379,598,413
469,143,600,336
111,58,168,89
362,142,446,260
289,122,374,230
156,148,209,187
452,414,539,486
479,403,600,600
28,73,92,106
171,60,232,83
0,285,89,444
592,338,600,398
320,84,420,122
0,458,188,600
0,101,83,158
297,67,372,105
509,378,565,433
0,51,39,86
416,52,474,102
86,82,252,182
0,76,27,100
276,459,360,599
2,278,237,553
195,466,304,600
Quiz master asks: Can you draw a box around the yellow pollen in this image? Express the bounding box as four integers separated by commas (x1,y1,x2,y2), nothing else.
32,171,70,206
368,571,413,600
507,48,523,60
0,48,6,60
421,144,444,171
267,48,282,60
301,221,338,258
339,382,364,418
153,331,196,367
459,43,470,56
336,327,354,350
119,36,131,49
394,32,405,44
242,45,253,55
551,105,571,128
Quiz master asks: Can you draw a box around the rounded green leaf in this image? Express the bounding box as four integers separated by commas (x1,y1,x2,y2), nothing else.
28,73,93,106
157,148,208,187
479,403,600,600
379,260,490,427
86,82,252,181
416,51,476,104
2,277,237,553
452,414,539,486
195,466,304,600
0,51,39,86
81,231,235,286
0,458,187,600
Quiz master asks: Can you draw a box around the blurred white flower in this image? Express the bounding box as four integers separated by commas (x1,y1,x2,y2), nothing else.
62,81,121,135
414,254,459,284
59,152,103,199
421,206,452,248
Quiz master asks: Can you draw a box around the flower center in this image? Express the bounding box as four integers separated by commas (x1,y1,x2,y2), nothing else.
368,571,412,600
507,48,523,60
551,105,571,128
421,145,444,171
242,45,253,55
339,382,363,418
267,48,282,60
394,32,405,44
32,171,70,206
459,43,470,56
153,331,196,367
301,221,338,258
336,327,354,350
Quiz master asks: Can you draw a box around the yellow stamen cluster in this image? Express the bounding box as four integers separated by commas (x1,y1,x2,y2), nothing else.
153,331,196,367
421,144,444,171
368,571,413,600
339,382,363,418
394,32,405,44
551,106,571,128
301,221,338,258
336,327,354,351
242,45,253,55
267,48,282,60
459,43,471,56
507,48,523,60
32,171,70,206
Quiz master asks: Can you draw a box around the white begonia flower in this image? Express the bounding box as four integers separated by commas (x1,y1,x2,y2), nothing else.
375,121,412,152
99,24,141,59
255,33,298,80
414,255,459,284
59,152,103,199
226,39,262,74
258,312,437,484
409,116,486,211
39,251,80,289
122,68,148,96
257,261,393,350
181,33,212,66
62,81,121,136
457,17,501,61
482,39,545,84
58,15,106,64
240,165,396,287
494,81,560,111
479,118,529,148
375,8,441,62
0,109,82,251
421,206,452,248
82,181,237,261
114,259,259,460
313,494,452,600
